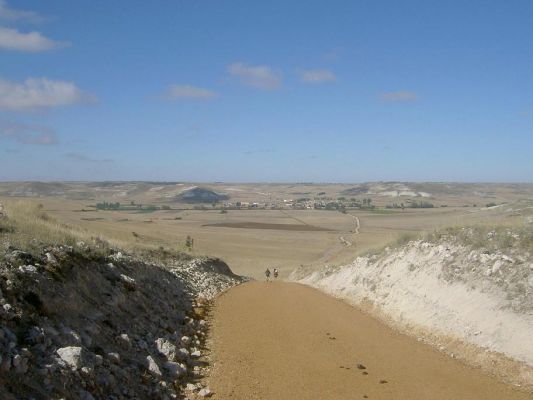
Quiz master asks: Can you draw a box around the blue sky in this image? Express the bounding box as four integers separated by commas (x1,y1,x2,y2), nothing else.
0,0,532,182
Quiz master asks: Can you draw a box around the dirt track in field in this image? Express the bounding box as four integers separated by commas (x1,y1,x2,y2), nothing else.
203,222,333,231
207,282,530,400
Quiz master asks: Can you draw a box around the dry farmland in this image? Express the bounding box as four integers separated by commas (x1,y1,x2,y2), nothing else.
1,181,532,279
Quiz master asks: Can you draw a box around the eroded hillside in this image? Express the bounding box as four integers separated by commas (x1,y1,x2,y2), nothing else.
295,226,533,388
0,203,244,399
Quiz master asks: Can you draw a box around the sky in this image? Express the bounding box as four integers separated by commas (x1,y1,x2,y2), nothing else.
0,0,532,182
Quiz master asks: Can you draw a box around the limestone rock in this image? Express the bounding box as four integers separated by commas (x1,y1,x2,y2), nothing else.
198,388,213,397
155,337,177,360
57,346,84,370
120,274,136,290
145,355,162,376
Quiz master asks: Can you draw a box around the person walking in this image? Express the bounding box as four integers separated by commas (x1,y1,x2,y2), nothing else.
273,268,279,279
265,268,271,282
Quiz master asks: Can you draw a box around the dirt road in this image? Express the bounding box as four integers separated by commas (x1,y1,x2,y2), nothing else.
208,282,530,400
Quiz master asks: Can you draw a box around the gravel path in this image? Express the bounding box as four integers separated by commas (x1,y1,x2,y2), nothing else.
208,281,530,400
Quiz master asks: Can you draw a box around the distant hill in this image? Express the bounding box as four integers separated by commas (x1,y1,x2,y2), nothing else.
176,187,229,203
340,185,370,196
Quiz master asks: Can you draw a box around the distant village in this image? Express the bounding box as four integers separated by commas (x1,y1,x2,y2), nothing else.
94,196,436,213
220,197,374,211
218,197,435,212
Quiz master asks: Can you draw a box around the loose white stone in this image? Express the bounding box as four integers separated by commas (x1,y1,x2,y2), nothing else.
57,346,83,370
18,265,37,274
177,347,190,360
146,355,162,376
120,274,136,290
191,350,201,358
46,252,58,264
12,354,21,367
198,388,212,397
94,355,103,366
107,352,120,364
117,333,131,349
155,337,177,360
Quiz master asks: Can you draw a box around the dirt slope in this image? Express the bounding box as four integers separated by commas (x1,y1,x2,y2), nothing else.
207,282,530,400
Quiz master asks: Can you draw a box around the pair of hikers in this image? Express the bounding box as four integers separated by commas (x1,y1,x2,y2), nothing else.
265,268,278,281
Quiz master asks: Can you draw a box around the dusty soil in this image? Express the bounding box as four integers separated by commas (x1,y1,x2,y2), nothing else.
208,282,531,400
202,222,333,231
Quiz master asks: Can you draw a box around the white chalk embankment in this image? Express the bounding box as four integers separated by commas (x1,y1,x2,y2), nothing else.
294,237,533,388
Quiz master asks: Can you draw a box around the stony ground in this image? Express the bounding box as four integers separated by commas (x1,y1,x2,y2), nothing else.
0,240,244,399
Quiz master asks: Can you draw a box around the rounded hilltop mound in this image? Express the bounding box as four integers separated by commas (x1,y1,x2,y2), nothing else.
175,187,229,204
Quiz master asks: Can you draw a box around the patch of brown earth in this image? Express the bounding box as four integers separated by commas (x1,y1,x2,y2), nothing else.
208,282,530,400
203,222,333,231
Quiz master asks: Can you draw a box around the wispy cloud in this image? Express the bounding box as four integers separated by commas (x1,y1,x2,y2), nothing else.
0,0,46,23
299,69,336,84
243,148,276,155
0,27,68,52
228,62,282,90
322,47,343,62
0,121,58,145
163,85,217,100
65,152,114,163
0,77,96,112
379,91,418,102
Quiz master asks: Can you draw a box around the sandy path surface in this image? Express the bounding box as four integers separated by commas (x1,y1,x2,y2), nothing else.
208,282,530,400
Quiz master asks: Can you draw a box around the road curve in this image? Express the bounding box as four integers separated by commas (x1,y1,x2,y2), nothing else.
207,282,530,400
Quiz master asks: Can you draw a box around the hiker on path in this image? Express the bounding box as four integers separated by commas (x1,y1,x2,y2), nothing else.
265,268,271,282
273,268,279,279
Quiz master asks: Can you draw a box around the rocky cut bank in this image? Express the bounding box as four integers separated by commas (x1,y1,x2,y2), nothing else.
295,226,533,389
0,203,244,400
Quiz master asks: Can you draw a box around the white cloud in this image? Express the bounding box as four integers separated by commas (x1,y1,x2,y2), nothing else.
0,0,45,23
164,85,217,100
299,69,336,84
0,77,96,111
227,62,282,90
379,91,418,102
0,121,58,145
0,27,67,52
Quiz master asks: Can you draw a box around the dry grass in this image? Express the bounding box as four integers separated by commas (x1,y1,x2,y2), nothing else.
0,200,90,252
427,224,533,254
2,192,531,279
0,199,190,263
